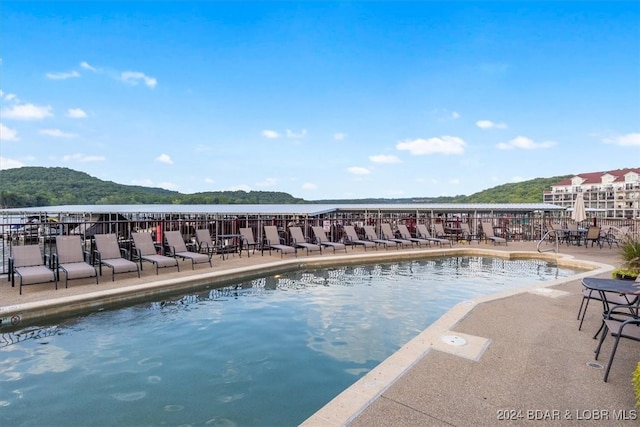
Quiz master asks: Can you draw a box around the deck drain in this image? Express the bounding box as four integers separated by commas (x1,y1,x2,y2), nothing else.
587,362,604,369
441,335,467,346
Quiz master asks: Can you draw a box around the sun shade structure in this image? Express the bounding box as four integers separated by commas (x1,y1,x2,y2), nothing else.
571,192,587,224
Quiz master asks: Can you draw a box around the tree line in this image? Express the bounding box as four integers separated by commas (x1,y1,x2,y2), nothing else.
0,166,569,208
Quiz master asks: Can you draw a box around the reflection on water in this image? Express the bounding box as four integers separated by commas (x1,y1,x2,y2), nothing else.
0,257,580,426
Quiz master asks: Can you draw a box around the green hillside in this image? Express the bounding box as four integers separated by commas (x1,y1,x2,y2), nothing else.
0,167,304,207
0,166,570,208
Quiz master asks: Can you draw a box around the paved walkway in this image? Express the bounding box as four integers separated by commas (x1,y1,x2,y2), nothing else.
1,241,638,425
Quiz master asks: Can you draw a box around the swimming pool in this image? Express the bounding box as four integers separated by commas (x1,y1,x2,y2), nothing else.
0,256,584,426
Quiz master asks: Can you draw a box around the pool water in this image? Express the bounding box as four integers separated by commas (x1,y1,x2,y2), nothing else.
0,257,583,426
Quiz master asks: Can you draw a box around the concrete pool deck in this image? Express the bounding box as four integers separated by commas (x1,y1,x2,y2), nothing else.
1,241,638,425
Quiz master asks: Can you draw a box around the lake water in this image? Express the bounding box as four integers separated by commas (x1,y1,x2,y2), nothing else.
0,256,583,426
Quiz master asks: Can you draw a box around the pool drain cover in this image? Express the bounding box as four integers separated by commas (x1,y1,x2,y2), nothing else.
441,335,467,346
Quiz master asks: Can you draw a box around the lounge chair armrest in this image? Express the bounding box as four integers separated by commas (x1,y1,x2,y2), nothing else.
165,245,176,257
8,257,14,284
83,250,91,263
120,248,130,259
93,250,102,265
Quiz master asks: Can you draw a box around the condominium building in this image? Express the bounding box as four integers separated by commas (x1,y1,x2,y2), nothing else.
543,168,640,218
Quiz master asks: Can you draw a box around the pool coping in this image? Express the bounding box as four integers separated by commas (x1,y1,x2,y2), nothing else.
1,247,591,330
301,253,613,426
0,247,614,425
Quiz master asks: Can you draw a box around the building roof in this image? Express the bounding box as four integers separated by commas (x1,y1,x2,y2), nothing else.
554,168,640,186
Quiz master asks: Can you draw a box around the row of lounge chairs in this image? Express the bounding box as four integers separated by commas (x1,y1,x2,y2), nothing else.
8,222,504,294
8,231,213,294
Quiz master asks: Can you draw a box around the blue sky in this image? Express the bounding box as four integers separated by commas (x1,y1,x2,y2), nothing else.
1,1,638,200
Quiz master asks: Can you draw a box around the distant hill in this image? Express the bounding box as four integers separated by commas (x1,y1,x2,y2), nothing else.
313,176,571,204
0,166,570,208
0,167,304,208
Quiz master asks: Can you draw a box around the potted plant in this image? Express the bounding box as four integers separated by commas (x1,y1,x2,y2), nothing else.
612,237,640,280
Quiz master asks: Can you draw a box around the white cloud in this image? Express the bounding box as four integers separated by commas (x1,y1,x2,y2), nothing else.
155,154,173,164
204,177,214,184
67,108,87,118
226,184,252,191
131,178,177,190
396,136,466,155
347,166,371,175
302,182,317,190
39,129,77,138
62,153,105,162
0,156,24,169
334,132,346,141
0,123,19,141
602,133,640,147
449,178,460,185
369,154,401,164
131,178,154,186
121,71,157,88
4,93,18,102
476,120,507,129
496,136,556,150
80,61,97,71
286,129,307,138
46,70,80,80
261,130,280,139
2,103,53,120
509,176,527,183
452,111,460,119
158,181,179,191
256,177,277,187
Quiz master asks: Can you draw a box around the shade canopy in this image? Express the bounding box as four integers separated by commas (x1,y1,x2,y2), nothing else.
571,192,587,223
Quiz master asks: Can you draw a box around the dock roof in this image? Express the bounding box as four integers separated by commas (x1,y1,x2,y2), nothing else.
1,203,565,217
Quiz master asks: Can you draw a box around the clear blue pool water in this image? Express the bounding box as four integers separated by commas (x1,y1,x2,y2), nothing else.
0,256,583,426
